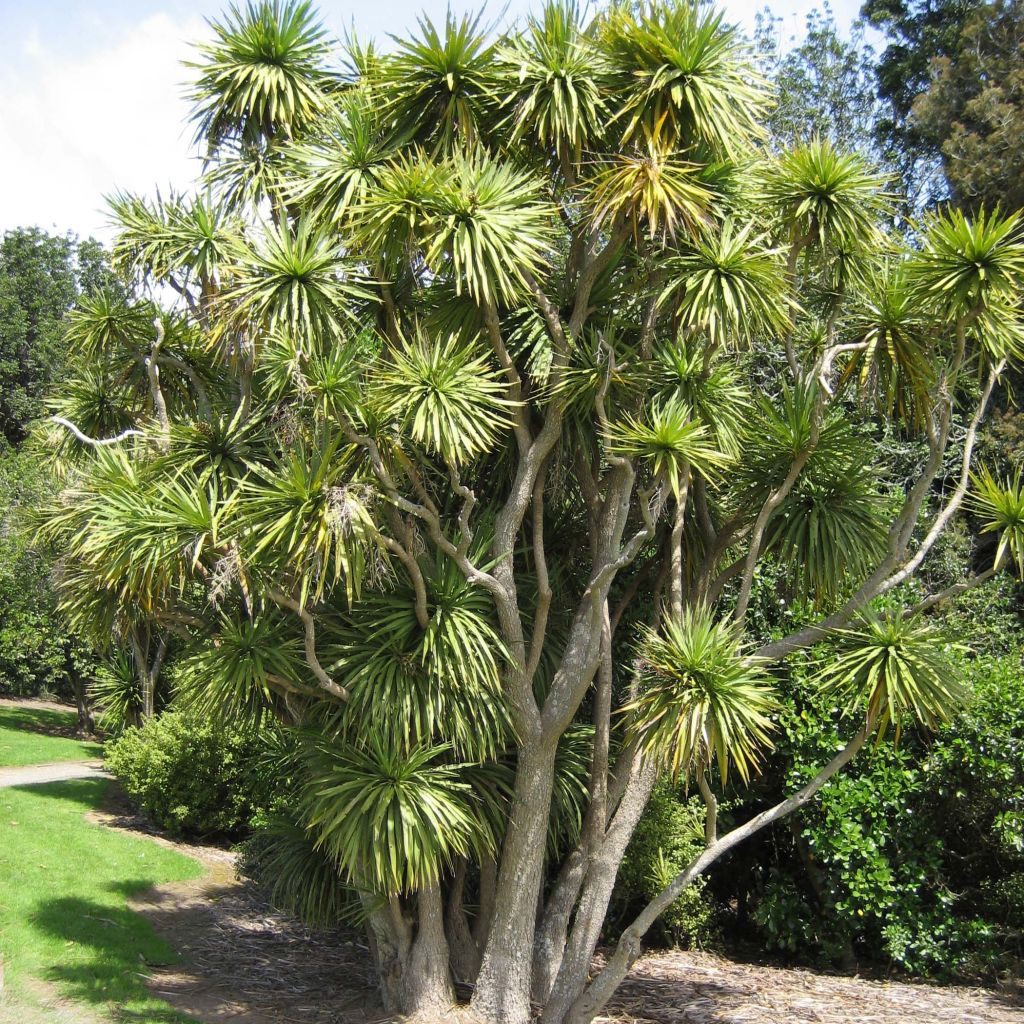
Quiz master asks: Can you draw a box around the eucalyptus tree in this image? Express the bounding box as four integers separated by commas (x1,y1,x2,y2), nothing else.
39,1,1024,1021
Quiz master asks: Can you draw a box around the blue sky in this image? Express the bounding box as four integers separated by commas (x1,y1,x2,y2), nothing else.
0,0,866,241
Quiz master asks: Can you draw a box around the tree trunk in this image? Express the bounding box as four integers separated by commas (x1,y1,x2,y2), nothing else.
406,885,456,1019
141,671,155,720
365,889,455,1019
365,898,412,1014
471,739,558,1024
532,846,588,1003
445,860,481,985
563,719,875,1024
540,761,656,1024
65,647,94,735
473,856,497,950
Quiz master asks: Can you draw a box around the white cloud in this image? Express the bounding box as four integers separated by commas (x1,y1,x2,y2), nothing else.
0,12,209,242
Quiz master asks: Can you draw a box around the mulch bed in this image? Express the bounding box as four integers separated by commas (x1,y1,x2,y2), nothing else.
603,950,1024,1023
134,881,386,1024
91,788,1024,1024
131,878,1024,1024
93,789,386,1023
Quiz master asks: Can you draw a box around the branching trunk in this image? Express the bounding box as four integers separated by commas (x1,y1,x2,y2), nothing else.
445,860,481,984
128,627,167,724
406,885,456,1018
540,759,657,1024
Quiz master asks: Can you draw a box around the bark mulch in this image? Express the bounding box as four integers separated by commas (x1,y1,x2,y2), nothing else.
92,792,1024,1024
602,950,1024,1024
131,879,385,1024
92,793,385,1024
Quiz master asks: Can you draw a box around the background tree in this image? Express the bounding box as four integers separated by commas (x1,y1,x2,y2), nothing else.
754,5,882,157
0,228,114,444
861,0,973,204
0,450,89,717
0,228,114,727
909,0,1024,213
39,2,1024,1021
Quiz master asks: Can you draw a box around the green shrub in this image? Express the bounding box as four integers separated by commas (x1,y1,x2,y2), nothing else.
615,782,717,947
739,651,1024,980
105,710,275,839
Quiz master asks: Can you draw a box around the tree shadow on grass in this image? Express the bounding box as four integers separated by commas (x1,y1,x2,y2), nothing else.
29,890,194,1024
9,777,110,807
0,705,101,751
0,705,78,735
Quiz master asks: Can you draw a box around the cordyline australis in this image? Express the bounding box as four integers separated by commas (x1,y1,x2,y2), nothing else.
35,1,1024,1021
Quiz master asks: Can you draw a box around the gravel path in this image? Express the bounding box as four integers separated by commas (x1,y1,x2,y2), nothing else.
0,760,108,788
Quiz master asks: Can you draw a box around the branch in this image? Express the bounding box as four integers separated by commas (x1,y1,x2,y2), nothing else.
51,418,143,447
157,353,212,419
447,461,478,560
568,222,628,338
151,633,170,681
379,534,430,629
908,557,1005,617
705,554,746,606
587,606,614,839
524,270,570,355
669,468,691,620
167,273,201,322
609,555,658,639
342,423,506,602
146,317,171,446
525,464,553,685
756,360,1004,661
568,714,876,1024
586,483,666,597
818,341,867,396
485,300,532,455
733,444,812,623
697,771,718,846
638,277,661,361
268,589,350,703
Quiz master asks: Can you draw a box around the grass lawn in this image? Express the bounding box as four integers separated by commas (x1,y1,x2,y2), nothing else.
0,705,103,767
0,778,203,1022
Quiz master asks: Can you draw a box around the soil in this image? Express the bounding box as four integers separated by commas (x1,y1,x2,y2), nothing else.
89,790,1024,1024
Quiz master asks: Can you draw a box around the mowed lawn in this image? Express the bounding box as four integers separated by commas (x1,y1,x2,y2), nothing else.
0,711,203,1022
0,704,103,767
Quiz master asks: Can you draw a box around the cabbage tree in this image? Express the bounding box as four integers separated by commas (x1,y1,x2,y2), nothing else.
38,2,1024,1022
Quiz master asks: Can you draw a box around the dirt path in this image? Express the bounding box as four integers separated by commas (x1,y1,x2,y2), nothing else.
92,798,385,1024
0,760,107,788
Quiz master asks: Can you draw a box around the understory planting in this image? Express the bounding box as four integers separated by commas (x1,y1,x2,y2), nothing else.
37,1,1024,1021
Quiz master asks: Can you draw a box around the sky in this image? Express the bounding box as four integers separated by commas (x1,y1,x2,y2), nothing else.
0,0,865,243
